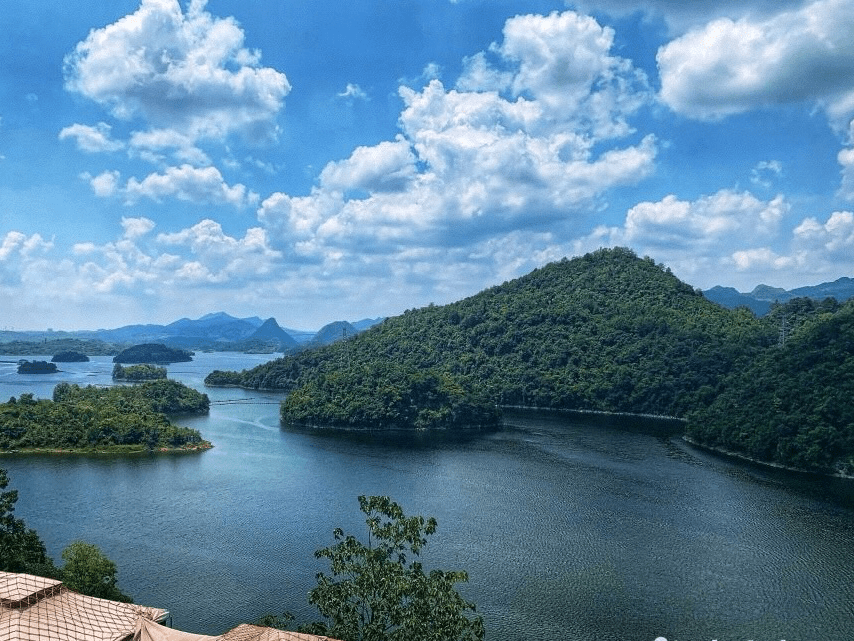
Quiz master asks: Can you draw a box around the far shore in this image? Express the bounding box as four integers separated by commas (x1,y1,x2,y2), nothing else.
0,443,213,456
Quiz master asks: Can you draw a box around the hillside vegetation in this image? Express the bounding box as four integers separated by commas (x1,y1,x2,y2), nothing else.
207,248,771,422
206,248,854,472
0,380,210,452
687,298,854,474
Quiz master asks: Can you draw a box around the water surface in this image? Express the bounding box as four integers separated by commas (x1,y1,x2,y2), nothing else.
1,353,852,640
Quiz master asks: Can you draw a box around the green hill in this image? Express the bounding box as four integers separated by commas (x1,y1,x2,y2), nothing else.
207,248,776,428
687,297,854,475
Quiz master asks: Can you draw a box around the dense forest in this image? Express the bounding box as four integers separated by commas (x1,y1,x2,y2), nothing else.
687,297,854,474
0,380,210,452
207,248,771,421
112,363,168,381
206,248,854,473
113,343,193,364
0,338,119,356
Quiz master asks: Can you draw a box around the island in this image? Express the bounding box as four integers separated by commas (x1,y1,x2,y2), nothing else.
113,343,193,364
17,360,58,374
52,351,90,362
112,363,167,381
0,380,211,453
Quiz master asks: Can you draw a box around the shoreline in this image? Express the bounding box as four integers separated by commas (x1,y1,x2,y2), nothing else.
0,443,213,456
681,436,854,480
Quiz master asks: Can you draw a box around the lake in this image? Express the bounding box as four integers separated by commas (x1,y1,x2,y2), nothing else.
1,352,853,641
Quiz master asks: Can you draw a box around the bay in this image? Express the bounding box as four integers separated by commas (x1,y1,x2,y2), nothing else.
1,352,853,641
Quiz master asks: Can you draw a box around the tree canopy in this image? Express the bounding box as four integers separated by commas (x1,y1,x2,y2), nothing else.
687,297,854,474
0,381,210,452
299,496,484,641
209,247,772,423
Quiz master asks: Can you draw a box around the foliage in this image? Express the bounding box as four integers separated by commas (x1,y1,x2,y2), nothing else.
687,298,854,474
302,496,484,641
0,338,120,356
17,360,58,374
211,248,772,423
281,364,500,430
61,541,132,602
0,381,210,452
112,363,167,381
0,468,60,577
113,343,193,364
204,369,247,386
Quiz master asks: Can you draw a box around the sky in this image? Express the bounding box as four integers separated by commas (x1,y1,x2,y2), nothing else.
2,0,854,331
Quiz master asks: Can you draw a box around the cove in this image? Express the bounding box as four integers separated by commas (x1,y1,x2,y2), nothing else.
1,352,853,641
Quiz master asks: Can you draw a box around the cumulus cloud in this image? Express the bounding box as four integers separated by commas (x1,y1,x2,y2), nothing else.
63,0,290,145
58,122,124,152
259,10,655,270
121,216,156,239
838,145,854,199
124,165,258,207
569,189,793,287
87,170,121,197
657,0,854,126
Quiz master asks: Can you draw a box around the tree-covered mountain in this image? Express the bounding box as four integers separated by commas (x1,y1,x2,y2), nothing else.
113,343,194,364
207,248,775,425
687,297,854,475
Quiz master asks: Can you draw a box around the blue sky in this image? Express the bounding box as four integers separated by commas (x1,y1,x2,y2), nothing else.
2,0,854,331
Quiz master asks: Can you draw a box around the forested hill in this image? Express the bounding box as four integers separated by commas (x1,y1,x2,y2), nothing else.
687,298,854,475
206,248,774,421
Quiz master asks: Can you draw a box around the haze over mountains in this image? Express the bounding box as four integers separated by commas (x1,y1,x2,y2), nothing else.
2,269,853,350
703,277,854,315
0,312,384,352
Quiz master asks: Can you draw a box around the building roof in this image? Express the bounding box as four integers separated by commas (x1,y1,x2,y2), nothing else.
219,624,335,641
1,572,339,641
0,572,167,641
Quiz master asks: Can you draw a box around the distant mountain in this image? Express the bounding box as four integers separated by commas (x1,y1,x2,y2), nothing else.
704,277,854,315
250,317,293,342
310,320,357,347
73,312,271,347
113,343,194,364
351,317,385,332
702,287,772,315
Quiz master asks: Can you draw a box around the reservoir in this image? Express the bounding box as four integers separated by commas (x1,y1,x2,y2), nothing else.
1,352,853,640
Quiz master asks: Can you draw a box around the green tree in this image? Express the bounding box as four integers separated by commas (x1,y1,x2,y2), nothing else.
61,540,132,602
0,468,59,576
302,496,484,641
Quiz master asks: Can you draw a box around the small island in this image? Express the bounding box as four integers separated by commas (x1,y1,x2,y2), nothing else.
0,380,211,453
52,351,90,363
113,363,167,381
113,343,193,364
17,360,58,374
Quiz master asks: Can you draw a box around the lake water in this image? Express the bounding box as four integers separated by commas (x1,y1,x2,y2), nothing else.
1,352,853,641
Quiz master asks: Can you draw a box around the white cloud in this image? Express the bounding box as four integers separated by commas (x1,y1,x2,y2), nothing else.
657,0,854,126
156,219,282,282
750,160,783,188
319,138,417,193
256,10,656,286
63,0,290,145
121,216,156,239
337,83,368,100
128,129,211,166
570,189,793,288
794,210,854,256
58,122,124,152
124,164,258,207
838,145,854,199
87,170,121,197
